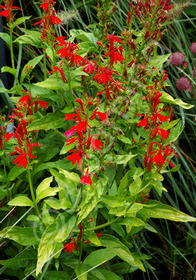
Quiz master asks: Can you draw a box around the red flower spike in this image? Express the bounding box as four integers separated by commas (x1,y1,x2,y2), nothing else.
0,1,21,22
4,133,15,142
80,172,92,186
80,169,98,186
67,150,83,166
48,66,67,82
9,147,29,169
136,113,149,128
63,239,78,254
76,99,85,114
91,138,104,152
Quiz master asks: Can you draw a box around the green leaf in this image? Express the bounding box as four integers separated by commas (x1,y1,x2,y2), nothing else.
20,55,44,83
8,195,33,207
7,165,25,181
0,227,40,245
149,54,171,71
1,66,16,77
86,232,102,246
75,265,88,280
95,268,123,280
36,176,59,202
139,200,196,222
77,41,97,55
34,77,65,90
70,29,98,45
115,153,137,165
159,119,179,131
117,135,132,145
166,120,183,142
14,33,42,48
121,217,146,233
44,271,71,280
160,91,194,109
129,177,142,196
59,169,80,184
78,177,107,224
27,111,65,131
10,16,31,29
0,32,11,45
118,169,135,197
126,203,144,217
36,212,76,275
100,234,145,271
101,195,127,207
161,164,181,174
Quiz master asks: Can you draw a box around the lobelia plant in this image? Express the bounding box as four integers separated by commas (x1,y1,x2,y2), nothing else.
0,0,196,279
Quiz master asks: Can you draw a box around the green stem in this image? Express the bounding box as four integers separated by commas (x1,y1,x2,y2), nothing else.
2,151,10,199
27,168,41,218
73,217,120,233
9,27,20,85
10,27,15,70
43,52,47,80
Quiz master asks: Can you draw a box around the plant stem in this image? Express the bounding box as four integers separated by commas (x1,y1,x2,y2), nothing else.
73,216,121,233
43,52,47,80
2,151,10,200
10,27,15,70
27,168,41,219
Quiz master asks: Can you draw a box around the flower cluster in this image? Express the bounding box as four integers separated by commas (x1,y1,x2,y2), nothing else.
64,96,107,185
4,91,48,168
0,0,21,22
33,0,62,42
136,79,178,172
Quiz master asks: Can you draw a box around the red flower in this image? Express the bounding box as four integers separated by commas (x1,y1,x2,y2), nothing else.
4,132,15,142
93,67,118,85
150,124,169,140
48,66,67,82
83,61,97,75
80,172,92,185
67,150,83,166
30,97,49,112
136,113,149,128
89,109,108,122
9,147,29,168
39,0,56,12
92,138,104,151
63,239,79,254
0,135,3,150
0,0,21,22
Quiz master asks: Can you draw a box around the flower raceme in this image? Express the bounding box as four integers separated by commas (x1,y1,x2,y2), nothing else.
56,37,86,67
136,80,178,172
4,92,48,168
4,120,43,168
64,97,107,185
33,0,62,41
0,0,21,22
